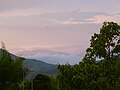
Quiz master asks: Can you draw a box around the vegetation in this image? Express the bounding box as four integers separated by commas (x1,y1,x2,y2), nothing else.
0,49,28,90
57,22,120,90
23,74,58,90
84,21,120,61
33,74,51,90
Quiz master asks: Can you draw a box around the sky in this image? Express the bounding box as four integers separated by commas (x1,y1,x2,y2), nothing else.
0,0,120,53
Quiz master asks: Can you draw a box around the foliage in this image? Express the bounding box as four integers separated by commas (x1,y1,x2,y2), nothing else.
84,22,120,61
57,64,75,90
57,22,120,90
33,74,51,90
57,57,120,90
0,49,28,90
24,74,58,90
24,80,31,90
49,75,59,90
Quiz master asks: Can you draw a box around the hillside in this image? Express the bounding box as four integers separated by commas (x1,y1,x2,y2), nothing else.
23,59,57,75
0,49,58,77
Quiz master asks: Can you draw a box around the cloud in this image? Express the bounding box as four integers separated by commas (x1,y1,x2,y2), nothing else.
86,15,120,24
39,10,115,25
57,14,120,25
57,18,85,25
0,7,119,30
0,0,48,12
0,7,43,18
37,11,110,25
1,9,119,31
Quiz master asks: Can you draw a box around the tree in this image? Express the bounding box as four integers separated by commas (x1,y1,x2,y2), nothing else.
57,64,75,90
33,74,51,90
57,22,120,90
0,49,28,90
84,22,120,61
49,75,59,90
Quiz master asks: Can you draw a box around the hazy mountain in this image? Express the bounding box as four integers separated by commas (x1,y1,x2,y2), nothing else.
16,49,83,64
23,59,57,75
0,49,58,77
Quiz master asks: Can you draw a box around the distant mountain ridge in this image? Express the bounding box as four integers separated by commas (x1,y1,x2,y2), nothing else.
16,49,82,64
16,49,70,56
0,49,58,77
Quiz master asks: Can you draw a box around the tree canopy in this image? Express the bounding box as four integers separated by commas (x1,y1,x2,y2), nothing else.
57,22,120,90
33,74,51,90
84,22,120,61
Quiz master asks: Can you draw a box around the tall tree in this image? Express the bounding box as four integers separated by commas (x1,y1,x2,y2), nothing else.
84,22,120,61
57,22,120,90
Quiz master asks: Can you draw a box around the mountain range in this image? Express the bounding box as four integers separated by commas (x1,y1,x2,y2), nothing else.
0,49,58,78
16,49,83,65
0,47,83,78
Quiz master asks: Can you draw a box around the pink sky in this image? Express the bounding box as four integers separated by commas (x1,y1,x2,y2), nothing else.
0,0,120,53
